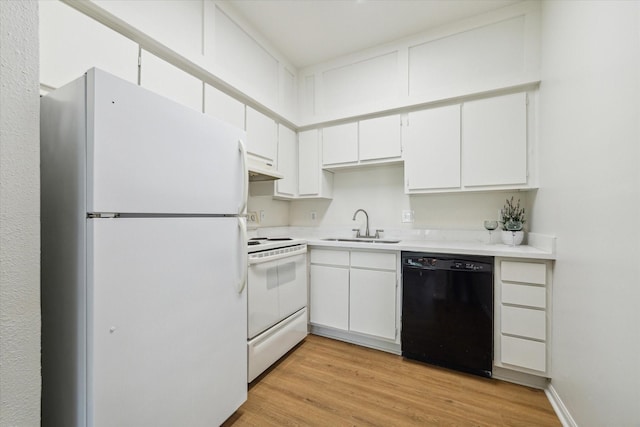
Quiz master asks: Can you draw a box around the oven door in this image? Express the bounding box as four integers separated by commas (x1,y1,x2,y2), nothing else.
247,248,307,339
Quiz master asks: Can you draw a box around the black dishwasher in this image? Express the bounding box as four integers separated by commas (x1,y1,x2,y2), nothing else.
401,252,494,378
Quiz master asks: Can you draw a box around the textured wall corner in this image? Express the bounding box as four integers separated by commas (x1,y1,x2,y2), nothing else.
0,0,42,425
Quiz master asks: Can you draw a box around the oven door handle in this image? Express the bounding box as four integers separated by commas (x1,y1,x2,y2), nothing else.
248,248,307,265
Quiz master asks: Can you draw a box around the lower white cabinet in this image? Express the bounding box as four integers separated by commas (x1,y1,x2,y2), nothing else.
309,248,399,346
495,258,552,376
349,268,396,340
309,264,349,330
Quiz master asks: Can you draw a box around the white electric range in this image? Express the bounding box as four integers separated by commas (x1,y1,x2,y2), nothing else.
246,237,308,382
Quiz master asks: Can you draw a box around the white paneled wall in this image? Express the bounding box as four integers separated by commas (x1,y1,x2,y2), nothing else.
408,16,525,100
94,0,204,58
209,4,279,107
298,1,540,125
39,1,139,89
41,0,298,121
321,51,400,115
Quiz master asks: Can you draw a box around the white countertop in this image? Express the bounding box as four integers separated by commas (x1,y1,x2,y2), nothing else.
250,227,556,260
305,238,555,260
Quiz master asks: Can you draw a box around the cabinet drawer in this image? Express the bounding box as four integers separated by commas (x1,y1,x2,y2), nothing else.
350,251,396,270
501,306,546,340
501,261,546,285
310,249,349,266
502,283,546,308
501,335,546,372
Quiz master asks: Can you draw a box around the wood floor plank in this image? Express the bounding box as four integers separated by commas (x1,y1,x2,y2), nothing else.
223,335,560,426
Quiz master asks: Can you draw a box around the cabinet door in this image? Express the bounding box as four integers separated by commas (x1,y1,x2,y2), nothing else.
349,268,396,340
204,84,245,130
275,125,298,197
404,105,461,191
462,92,527,187
298,130,320,196
140,50,203,112
246,107,277,162
309,265,349,331
322,122,358,166
40,1,138,90
359,115,402,161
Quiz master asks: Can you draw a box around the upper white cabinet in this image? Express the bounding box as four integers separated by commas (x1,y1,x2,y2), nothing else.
322,115,403,169
462,92,528,187
298,130,333,199
359,115,402,162
403,92,532,194
139,50,203,112
275,125,298,198
203,84,245,130
245,107,277,163
39,1,138,90
322,123,358,166
404,105,461,192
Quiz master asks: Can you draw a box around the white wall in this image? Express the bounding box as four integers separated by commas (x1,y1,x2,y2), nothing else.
0,1,41,425
289,165,528,233
535,1,640,425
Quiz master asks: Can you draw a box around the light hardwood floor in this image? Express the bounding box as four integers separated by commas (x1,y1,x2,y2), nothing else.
224,335,560,426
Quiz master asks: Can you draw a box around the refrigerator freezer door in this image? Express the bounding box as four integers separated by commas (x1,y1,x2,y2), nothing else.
87,217,247,426
86,68,246,215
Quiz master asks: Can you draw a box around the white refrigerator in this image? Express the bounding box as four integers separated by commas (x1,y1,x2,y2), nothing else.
41,68,249,427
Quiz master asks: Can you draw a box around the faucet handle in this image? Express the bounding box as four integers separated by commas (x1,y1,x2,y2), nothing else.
352,228,361,238
375,229,384,238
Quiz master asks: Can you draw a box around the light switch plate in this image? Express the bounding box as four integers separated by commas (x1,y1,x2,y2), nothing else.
402,210,414,223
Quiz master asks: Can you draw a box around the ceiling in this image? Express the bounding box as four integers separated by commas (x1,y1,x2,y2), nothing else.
221,0,524,68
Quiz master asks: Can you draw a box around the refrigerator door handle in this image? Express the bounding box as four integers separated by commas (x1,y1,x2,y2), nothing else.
238,139,248,215
237,217,248,294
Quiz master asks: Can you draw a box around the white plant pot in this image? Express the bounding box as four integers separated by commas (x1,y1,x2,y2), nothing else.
501,230,524,246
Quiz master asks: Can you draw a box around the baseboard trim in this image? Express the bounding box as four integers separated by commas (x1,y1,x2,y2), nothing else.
309,325,401,355
545,383,578,427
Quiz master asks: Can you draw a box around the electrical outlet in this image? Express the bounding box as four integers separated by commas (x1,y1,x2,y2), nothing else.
247,211,258,224
402,210,414,223
259,210,266,222
310,211,317,221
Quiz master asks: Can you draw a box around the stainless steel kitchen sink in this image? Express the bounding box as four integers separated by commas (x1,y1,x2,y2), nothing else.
322,238,400,244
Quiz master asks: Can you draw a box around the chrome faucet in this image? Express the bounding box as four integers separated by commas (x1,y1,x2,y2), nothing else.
352,209,370,238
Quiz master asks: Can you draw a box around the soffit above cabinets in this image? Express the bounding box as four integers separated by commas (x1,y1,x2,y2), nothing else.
220,0,523,68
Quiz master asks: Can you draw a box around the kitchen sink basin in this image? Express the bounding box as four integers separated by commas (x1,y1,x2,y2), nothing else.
322,238,400,244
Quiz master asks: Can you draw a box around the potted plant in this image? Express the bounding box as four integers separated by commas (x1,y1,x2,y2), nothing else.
500,197,526,245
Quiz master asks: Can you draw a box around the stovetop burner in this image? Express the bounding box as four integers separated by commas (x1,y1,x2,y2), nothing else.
247,237,306,253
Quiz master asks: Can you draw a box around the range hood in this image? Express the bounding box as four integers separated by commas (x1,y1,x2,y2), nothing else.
247,154,283,182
